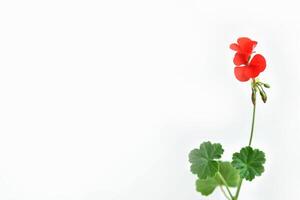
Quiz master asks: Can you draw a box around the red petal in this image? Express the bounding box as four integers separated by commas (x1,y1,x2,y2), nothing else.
243,66,260,78
234,66,251,82
243,54,266,78
233,53,249,66
230,43,240,51
237,37,254,44
249,54,266,72
237,37,257,54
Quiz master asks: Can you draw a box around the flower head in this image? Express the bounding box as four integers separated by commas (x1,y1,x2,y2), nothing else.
230,37,266,82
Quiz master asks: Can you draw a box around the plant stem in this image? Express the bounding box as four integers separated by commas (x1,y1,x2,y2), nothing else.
234,89,257,200
248,102,256,146
234,179,243,200
217,172,234,200
219,186,231,200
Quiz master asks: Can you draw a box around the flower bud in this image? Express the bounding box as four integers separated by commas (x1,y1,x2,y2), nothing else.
263,83,270,88
251,89,256,105
262,95,267,103
259,90,267,103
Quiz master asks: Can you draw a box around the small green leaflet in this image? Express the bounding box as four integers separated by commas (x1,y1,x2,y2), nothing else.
189,141,224,179
232,146,266,181
195,162,240,196
196,177,218,196
216,161,240,187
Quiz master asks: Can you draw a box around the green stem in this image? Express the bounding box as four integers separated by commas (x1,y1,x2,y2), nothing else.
217,172,234,200
219,185,231,200
235,89,257,200
248,102,256,146
234,179,243,200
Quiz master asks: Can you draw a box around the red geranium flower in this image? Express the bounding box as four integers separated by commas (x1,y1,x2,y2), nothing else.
230,37,257,66
234,54,266,82
230,37,266,82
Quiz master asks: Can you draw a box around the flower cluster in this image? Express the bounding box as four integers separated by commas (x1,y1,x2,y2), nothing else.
230,37,266,82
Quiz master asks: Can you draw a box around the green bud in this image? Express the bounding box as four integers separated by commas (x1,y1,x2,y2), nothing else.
263,83,270,88
262,95,267,103
259,90,267,103
251,88,256,105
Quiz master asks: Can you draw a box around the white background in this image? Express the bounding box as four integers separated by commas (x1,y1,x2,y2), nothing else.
0,0,299,199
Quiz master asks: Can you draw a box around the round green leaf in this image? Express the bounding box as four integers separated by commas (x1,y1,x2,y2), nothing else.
189,141,224,179
196,177,218,196
232,146,266,181
216,161,240,187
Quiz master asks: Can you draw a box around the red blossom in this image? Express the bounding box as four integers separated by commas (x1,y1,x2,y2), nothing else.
230,37,257,65
230,37,266,82
234,54,266,82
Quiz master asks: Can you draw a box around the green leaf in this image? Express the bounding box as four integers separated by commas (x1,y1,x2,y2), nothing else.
189,141,224,179
216,161,240,187
196,177,219,196
195,162,240,196
232,146,266,181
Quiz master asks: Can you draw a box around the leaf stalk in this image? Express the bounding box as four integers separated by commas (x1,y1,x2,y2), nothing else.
217,172,235,200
